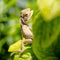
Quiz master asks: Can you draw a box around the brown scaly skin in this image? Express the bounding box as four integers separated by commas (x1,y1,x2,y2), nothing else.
14,8,33,53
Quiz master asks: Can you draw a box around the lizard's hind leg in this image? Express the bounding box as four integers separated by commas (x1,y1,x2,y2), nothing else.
14,39,32,53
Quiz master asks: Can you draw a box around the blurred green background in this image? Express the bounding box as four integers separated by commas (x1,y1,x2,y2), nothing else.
0,0,60,60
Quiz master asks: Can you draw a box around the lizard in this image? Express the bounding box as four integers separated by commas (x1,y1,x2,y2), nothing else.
14,8,33,53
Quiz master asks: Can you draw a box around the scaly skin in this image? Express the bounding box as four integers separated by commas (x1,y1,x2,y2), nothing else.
14,8,33,53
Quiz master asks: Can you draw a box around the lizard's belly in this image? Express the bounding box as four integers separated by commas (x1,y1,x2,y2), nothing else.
22,25,33,39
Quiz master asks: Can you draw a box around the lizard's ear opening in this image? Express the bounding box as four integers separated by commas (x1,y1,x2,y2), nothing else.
28,10,33,20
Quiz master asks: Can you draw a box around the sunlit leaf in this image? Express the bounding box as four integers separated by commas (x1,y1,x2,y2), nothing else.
37,0,60,21
8,40,22,52
8,39,31,52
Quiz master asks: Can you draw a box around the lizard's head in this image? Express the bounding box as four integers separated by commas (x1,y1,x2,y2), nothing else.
20,8,33,24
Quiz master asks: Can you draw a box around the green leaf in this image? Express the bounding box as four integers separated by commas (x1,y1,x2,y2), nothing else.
14,53,32,60
8,40,22,52
8,39,37,60
32,15,60,60
14,54,20,60
8,39,32,52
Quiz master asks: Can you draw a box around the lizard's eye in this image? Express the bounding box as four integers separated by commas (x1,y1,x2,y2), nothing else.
25,14,28,17
20,15,22,18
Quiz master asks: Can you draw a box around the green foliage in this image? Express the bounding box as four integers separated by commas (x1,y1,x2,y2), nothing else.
8,39,37,60
32,0,60,60
33,15,60,60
